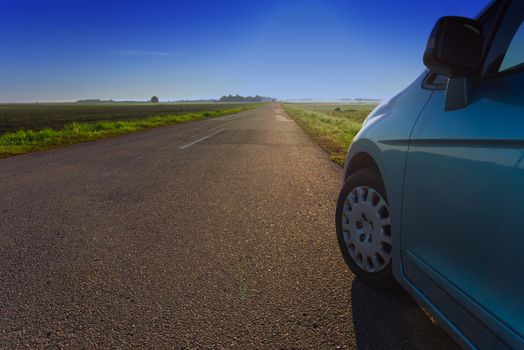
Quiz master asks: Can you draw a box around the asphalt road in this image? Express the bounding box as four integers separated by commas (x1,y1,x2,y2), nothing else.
0,103,459,349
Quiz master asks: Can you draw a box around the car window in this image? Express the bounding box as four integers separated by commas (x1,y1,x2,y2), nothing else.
478,0,501,58
499,21,524,71
482,1,524,76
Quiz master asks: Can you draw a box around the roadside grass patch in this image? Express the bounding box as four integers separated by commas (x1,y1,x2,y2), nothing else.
0,102,253,134
283,103,376,165
0,105,260,158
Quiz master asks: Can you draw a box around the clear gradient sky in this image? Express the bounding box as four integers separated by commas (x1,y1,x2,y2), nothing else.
1,0,486,102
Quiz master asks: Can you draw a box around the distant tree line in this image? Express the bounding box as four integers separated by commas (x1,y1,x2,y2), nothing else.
75,95,276,104
76,99,115,103
219,94,274,103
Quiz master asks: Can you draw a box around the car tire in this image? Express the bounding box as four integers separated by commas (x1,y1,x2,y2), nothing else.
336,168,395,288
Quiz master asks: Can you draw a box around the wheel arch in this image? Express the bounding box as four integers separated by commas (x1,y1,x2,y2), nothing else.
344,151,382,181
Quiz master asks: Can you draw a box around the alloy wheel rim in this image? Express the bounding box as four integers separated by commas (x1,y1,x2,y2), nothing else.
341,186,392,273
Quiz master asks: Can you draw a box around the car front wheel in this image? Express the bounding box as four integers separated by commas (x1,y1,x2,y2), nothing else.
335,168,395,287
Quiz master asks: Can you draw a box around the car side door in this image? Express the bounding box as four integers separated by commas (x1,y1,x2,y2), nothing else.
401,2,524,349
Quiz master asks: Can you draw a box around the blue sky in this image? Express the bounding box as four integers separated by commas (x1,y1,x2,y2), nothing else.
1,0,485,102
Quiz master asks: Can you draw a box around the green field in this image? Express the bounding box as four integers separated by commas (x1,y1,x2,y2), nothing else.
283,102,377,165
0,102,261,158
0,102,250,135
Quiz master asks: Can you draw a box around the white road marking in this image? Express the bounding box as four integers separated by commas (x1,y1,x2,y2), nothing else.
178,128,226,149
275,114,291,122
157,131,202,151
222,114,244,121
158,140,184,151
209,111,253,121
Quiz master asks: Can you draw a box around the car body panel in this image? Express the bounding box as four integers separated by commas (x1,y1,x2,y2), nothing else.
341,2,524,347
344,74,433,283
402,71,524,349
345,75,477,349
344,74,524,349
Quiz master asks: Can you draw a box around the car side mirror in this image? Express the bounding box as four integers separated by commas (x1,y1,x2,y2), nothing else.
423,16,483,111
424,16,482,77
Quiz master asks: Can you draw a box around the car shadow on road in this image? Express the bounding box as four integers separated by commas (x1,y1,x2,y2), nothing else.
350,278,461,350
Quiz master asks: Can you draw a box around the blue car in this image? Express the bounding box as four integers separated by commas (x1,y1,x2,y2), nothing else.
335,1,524,348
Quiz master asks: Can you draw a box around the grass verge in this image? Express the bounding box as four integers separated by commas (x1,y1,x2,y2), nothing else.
282,103,376,165
0,105,260,158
